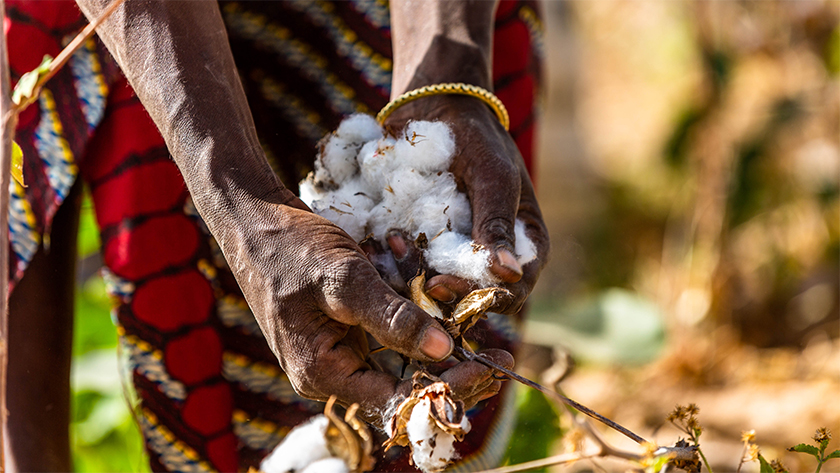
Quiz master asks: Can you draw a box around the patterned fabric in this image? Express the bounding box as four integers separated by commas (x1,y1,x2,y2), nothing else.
5,0,543,471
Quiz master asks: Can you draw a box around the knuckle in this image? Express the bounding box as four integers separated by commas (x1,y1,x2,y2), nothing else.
478,216,516,247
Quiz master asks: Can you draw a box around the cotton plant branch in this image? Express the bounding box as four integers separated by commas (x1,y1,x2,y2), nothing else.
456,347,700,473
10,0,127,113
454,346,646,445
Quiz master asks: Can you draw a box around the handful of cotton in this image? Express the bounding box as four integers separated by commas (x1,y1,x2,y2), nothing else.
298,114,536,286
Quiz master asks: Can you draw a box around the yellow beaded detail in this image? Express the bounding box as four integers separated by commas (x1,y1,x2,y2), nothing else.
376,83,510,131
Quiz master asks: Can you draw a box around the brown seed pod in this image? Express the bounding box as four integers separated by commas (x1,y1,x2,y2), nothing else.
384,371,468,453
409,272,444,320
324,396,376,473
450,287,512,336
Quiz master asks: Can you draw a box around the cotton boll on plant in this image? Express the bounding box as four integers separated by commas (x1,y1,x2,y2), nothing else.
405,397,471,473
384,372,471,473
300,458,350,473
260,415,332,473
260,397,374,473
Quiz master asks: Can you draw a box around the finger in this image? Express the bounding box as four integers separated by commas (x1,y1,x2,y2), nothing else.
476,380,503,403
359,237,408,294
386,229,423,282
439,348,513,399
322,257,454,363
458,134,524,284
295,333,410,425
425,274,475,302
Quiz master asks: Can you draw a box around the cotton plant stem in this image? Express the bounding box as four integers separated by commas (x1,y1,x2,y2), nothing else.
11,0,127,113
0,1,14,469
455,346,647,445
698,447,713,473
475,450,601,473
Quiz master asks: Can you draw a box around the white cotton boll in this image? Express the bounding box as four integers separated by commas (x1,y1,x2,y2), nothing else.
335,113,383,143
308,177,376,242
359,137,400,200
514,219,537,266
366,202,396,241
406,398,470,473
298,178,323,208
299,458,350,473
425,232,495,285
410,174,471,238
320,135,361,185
442,192,472,235
393,121,456,173
312,200,370,243
385,168,434,204
260,415,331,473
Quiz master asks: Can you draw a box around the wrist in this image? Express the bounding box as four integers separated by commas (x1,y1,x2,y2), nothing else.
392,36,493,96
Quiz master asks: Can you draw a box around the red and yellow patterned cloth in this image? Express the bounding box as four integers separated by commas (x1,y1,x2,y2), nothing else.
4,1,542,471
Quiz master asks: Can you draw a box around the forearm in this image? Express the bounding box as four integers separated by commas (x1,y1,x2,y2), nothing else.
389,0,497,96
75,0,295,230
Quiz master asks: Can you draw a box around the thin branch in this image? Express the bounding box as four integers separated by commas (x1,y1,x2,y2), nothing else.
12,0,127,113
454,346,647,445
476,450,602,473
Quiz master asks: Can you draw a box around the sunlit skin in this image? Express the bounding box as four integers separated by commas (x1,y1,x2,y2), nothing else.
6,0,548,470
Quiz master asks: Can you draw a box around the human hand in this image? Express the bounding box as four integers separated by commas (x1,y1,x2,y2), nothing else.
378,95,550,315
238,196,513,422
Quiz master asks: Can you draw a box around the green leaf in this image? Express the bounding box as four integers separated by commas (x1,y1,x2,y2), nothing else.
649,453,672,473
11,141,25,187
758,455,774,473
12,55,53,106
826,450,840,460
787,443,820,458
503,386,563,471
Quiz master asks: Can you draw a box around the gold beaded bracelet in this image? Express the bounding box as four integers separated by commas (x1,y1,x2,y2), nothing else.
376,83,510,131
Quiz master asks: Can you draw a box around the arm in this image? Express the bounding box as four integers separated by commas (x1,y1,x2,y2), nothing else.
74,0,509,417
387,0,550,313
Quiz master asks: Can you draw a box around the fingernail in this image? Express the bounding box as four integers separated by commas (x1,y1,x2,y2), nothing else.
387,231,408,260
420,327,453,361
497,249,523,276
427,284,457,303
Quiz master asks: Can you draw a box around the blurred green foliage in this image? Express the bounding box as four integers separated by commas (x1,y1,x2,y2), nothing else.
71,195,150,472
503,386,564,471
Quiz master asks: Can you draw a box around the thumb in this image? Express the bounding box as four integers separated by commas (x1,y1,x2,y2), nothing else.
467,164,524,283
323,259,454,363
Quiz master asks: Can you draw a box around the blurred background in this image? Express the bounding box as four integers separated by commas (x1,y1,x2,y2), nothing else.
69,1,839,471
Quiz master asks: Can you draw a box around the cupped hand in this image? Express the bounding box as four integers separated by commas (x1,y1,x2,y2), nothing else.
381,95,550,315
235,195,512,423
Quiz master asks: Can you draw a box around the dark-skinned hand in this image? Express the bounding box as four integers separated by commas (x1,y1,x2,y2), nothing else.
371,95,550,317
248,194,514,423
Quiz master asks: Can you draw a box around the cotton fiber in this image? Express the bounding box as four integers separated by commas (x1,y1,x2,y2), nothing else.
300,114,537,286
260,415,332,473
405,397,471,473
